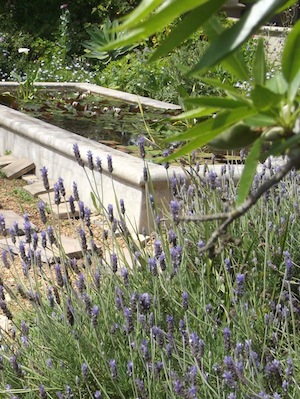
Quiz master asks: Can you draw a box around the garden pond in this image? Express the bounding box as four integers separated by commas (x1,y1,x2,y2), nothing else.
0,88,184,160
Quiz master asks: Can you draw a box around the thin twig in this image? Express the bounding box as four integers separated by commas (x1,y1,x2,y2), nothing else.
180,155,299,255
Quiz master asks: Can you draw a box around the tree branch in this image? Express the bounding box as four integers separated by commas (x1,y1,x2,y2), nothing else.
179,155,300,255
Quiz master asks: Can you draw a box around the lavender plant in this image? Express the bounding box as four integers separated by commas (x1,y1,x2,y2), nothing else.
0,148,300,398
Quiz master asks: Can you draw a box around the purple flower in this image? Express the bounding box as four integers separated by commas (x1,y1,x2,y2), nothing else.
94,391,101,399
73,182,80,201
73,143,84,167
120,199,125,215
109,359,118,379
107,155,113,173
2,250,10,269
38,201,47,224
107,204,114,222
40,166,50,190
151,326,164,348
87,150,94,170
96,156,102,173
89,305,99,328
170,200,180,222
139,292,151,313
140,339,150,361
69,195,76,214
39,384,47,399
138,136,146,159
124,307,134,333
283,251,293,281
235,273,245,297
54,182,61,205
148,257,157,276
223,327,231,351
79,228,88,252
111,253,118,273
47,225,56,245
189,332,205,358
182,291,189,311
159,252,166,271
55,264,64,287
81,363,88,379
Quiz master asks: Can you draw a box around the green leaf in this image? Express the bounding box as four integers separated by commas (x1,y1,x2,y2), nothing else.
118,0,164,30
165,107,258,143
266,72,288,95
150,0,226,62
102,0,213,51
282,19,300,83
252,37,266,85
276,0,299,13
171,107,218,121
251,85,283,111
189,0,287,74
243,114,276,127
182,96,247,109
202,16,250,81
236,138,263,206
288,69,300,103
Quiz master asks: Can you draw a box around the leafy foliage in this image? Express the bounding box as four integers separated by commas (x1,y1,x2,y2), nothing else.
83,18,137,64
102,0,300,202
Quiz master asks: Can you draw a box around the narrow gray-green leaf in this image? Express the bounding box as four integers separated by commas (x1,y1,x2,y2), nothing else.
252,37,266,85
182,96,247,109
236,138,263,206
282,19,300,83
165,107,257,143
118,0,164,30
102,0,210,51
171,107,219,121
266,72,288,95
202,16,250,81
189,0,286,74
150,0,226,62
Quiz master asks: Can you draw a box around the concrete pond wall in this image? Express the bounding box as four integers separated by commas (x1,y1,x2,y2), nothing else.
0,82,184,234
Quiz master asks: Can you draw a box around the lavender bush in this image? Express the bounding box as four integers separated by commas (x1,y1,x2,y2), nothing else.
0,149,300,399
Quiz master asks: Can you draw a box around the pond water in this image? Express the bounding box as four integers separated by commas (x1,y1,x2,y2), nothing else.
0,89,182,159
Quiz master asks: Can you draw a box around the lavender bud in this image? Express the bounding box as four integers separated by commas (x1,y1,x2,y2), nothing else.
139,292,151,313
143,166,148,181
223,327,231,351
55,264,64,287
111,253,118,273
91,305,99,328
148,257,157,276
107,204,114,222
38,201,47,224
73,143,84,167
69,195,76,214
138,136,146,159
47,225,56,245
182,291,189,311
120,199,125,215
79,228,88,252
2,250,10,269
87,150,94,170
96,156,102,173
127,361,133,377
109,359,118,379
124,307,134,333
107,155,113,173
40,166,50,190
81,363,88,379
39,384,47,399
73,182,80,201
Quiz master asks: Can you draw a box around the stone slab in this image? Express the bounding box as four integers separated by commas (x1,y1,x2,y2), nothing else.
23,179,56,197
0,155,17,167
22,174,39,184
0,209,37,235
0,233,87,263
0,158,35,179
0,315,11,334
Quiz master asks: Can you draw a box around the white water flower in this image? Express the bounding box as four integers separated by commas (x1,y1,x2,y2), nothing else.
18,48,30,54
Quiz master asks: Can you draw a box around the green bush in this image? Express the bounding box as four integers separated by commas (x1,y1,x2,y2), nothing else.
0,153,300,398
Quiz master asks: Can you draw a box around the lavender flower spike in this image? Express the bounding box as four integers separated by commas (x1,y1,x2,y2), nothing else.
40,166,50,190
73,143,84,167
